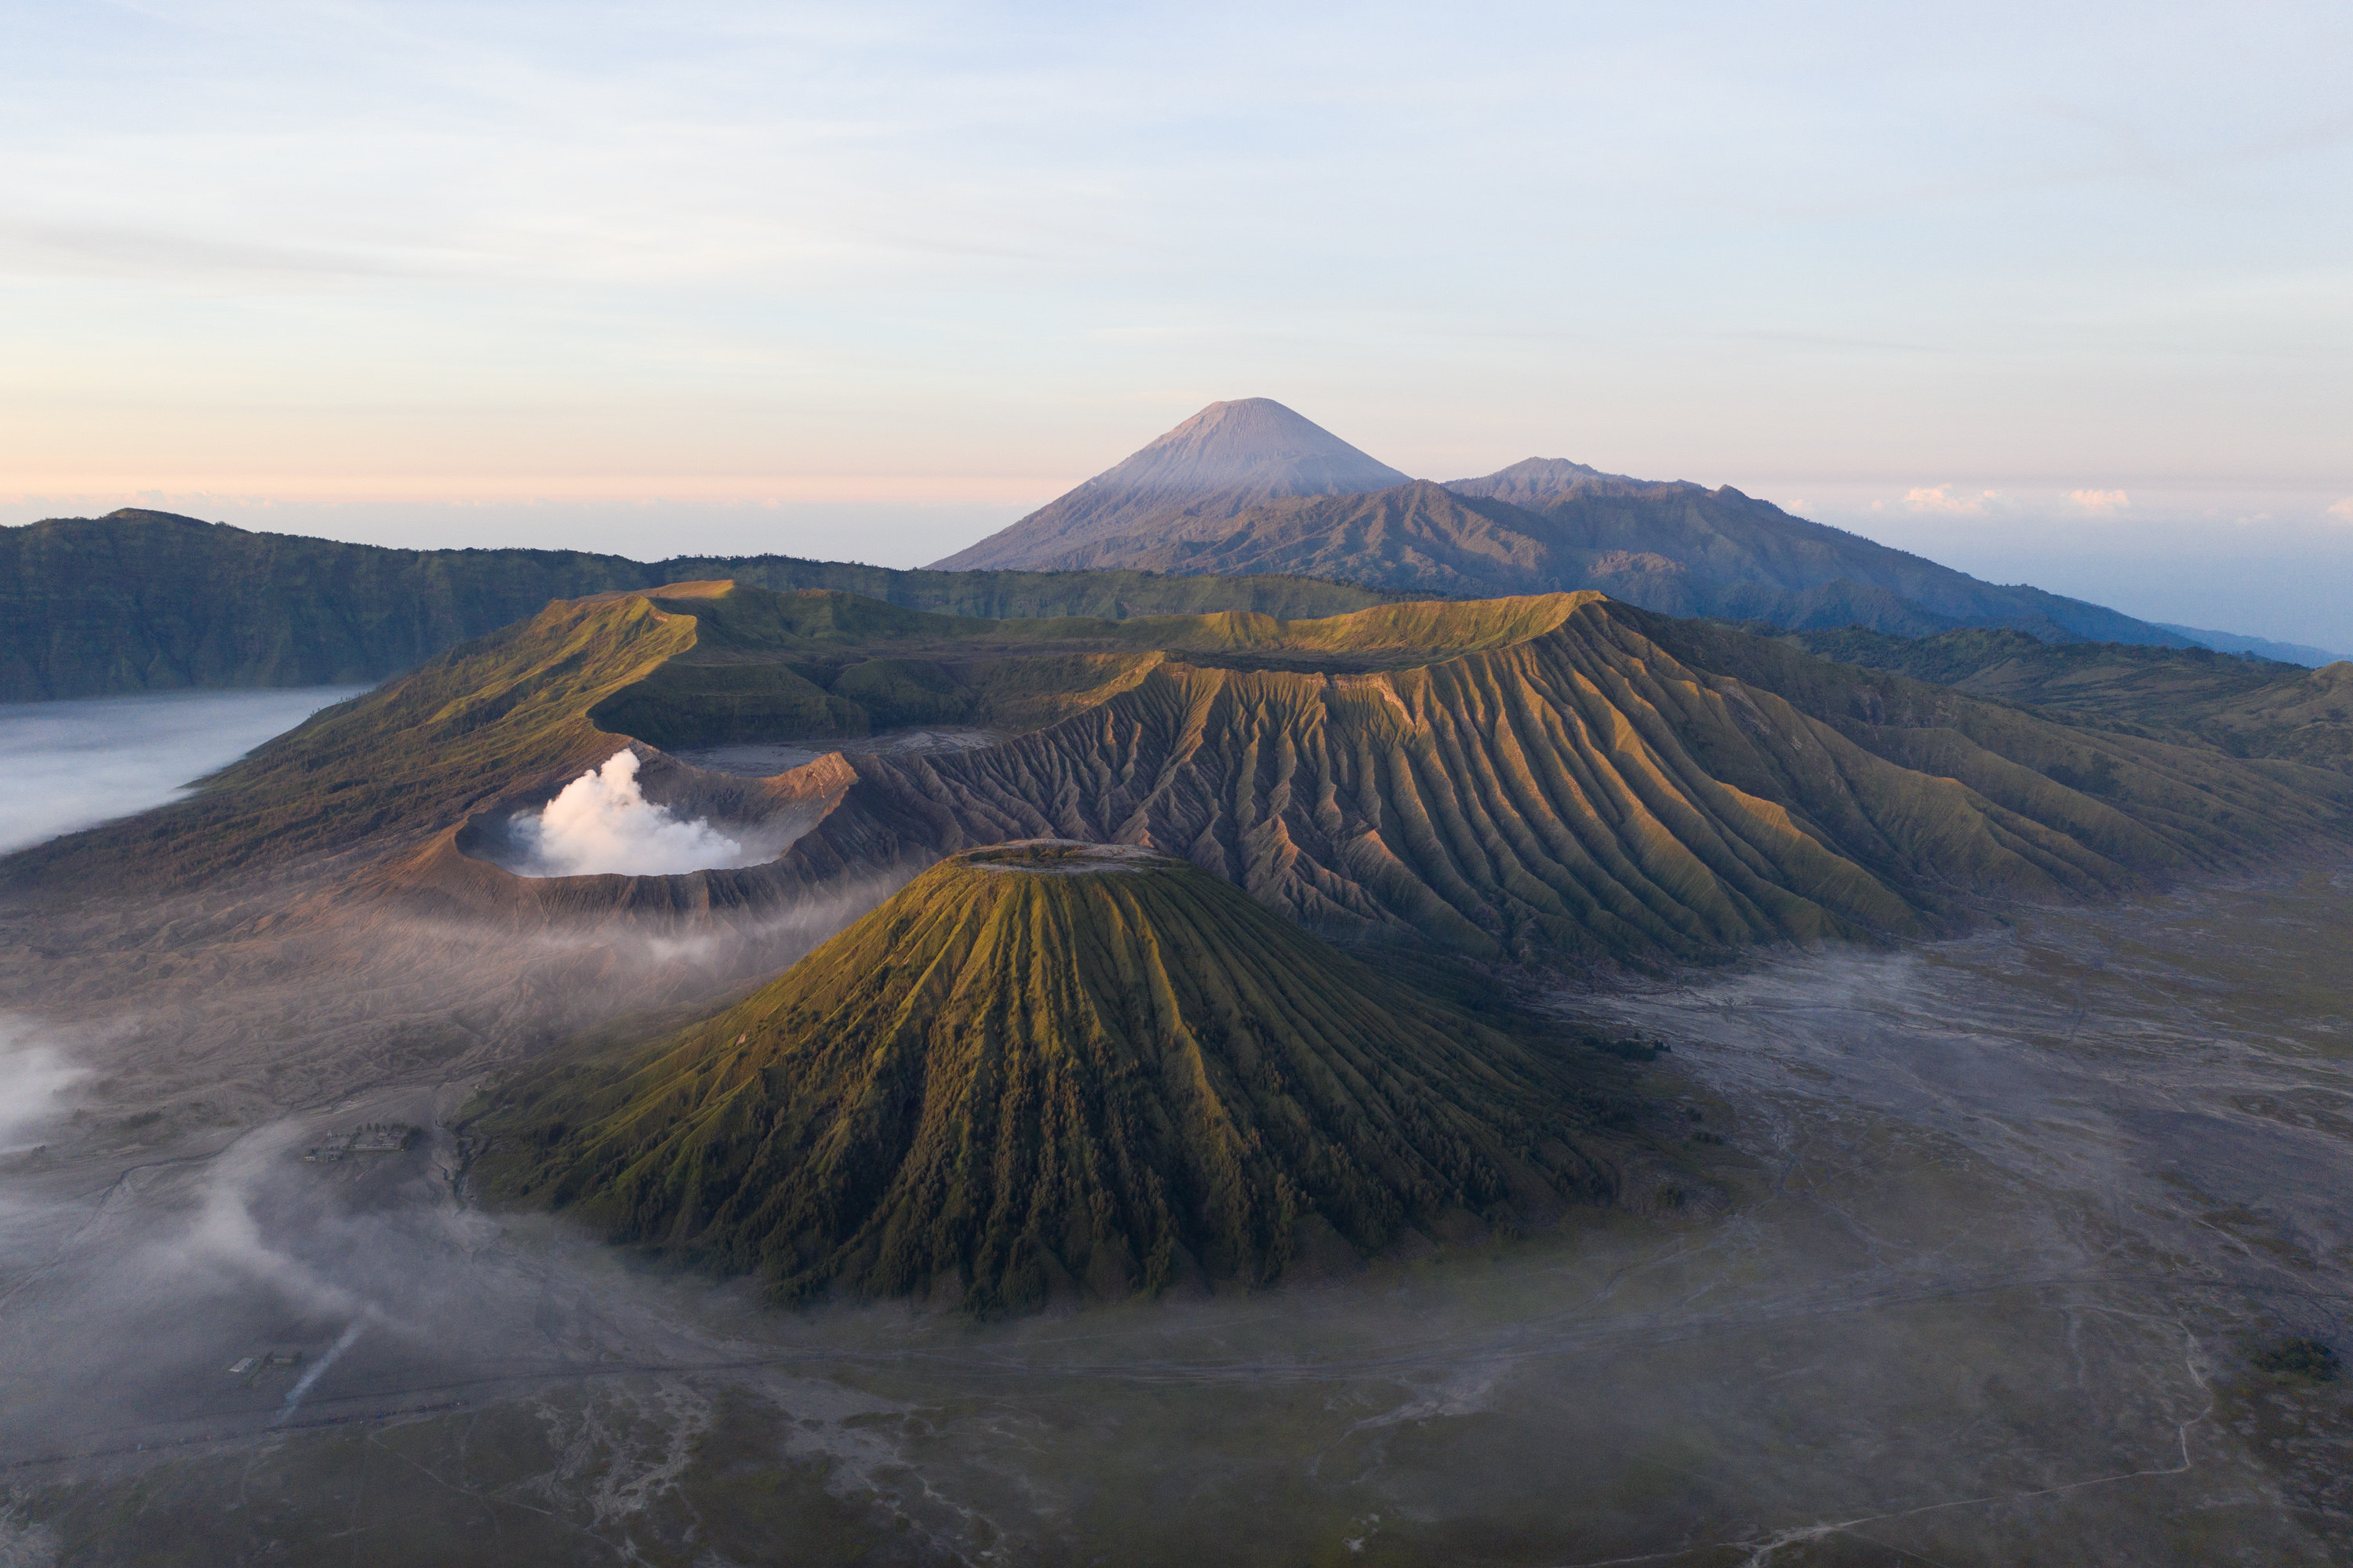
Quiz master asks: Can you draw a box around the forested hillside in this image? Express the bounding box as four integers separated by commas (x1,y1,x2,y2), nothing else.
0,509,1395,700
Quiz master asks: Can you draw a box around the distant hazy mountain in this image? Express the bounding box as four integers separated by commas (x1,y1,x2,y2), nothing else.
2153,621,2349,669
931,397,1411,571
0,508,1395,701
931,402,2203,649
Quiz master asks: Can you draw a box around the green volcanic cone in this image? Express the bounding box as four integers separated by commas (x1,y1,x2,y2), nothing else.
480,842,1622,1313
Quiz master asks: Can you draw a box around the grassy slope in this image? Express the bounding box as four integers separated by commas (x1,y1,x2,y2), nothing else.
0,511,1398,700
1777,625,2353,773
0,588,705,888
0,587,1580,890
835,596,2346,962
472,846,1624,1312
12,584,2342,969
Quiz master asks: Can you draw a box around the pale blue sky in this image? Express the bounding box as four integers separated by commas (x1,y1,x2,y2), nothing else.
5,2,2348,645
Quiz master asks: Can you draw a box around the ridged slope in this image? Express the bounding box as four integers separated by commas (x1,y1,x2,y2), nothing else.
16,585,2342,968
478,843,1616,1312
1781,627,2353,776
821,598,2347,961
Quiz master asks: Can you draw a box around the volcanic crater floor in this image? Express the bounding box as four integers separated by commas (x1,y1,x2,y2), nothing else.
1,864,2349,1565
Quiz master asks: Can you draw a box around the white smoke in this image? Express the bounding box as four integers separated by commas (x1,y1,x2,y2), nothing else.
0,1016,88,1151
150,1124,364,1318
513,750,762,878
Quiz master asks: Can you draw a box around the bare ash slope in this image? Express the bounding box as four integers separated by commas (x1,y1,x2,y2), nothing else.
12,581,2340,971
475,842,1627,1312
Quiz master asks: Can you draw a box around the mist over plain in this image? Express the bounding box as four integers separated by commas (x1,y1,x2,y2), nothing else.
0,688,369,856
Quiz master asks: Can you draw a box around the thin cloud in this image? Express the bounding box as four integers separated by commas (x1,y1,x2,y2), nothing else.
2329,497,2353,522
2066,489,2131,513
0,220,470,285
1901,485,2001,515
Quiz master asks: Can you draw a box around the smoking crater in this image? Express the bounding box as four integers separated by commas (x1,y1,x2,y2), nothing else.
511,750,764,878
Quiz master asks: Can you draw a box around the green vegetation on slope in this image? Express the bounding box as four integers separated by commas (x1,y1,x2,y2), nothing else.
0,584,1577,888
0,587,705,887
12,584,2343,972
472,843,1624,1312
1768,625,2353,773
0,509,1400,701
832,595,2348,962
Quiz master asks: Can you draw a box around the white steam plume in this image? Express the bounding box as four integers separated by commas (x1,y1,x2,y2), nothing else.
515,750,762,878
0,1015,89,1151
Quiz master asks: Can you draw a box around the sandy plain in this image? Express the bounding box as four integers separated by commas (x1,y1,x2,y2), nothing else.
0,788,2346,1563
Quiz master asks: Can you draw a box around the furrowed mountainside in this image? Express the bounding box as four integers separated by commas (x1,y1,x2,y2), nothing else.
929,402,2212,650
932,398,1411,571
1778,626,2353,776
12,584,2344,968
472,842,1630,1312
0,509,1397,701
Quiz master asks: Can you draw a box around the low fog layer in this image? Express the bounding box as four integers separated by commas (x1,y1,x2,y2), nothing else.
0,686,369,854
512,750,766,878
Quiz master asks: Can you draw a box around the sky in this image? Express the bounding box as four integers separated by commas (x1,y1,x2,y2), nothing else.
4,1,2349,648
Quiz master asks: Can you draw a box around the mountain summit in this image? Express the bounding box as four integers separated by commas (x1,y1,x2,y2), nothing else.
930,404,2206,649
930,398,1410,570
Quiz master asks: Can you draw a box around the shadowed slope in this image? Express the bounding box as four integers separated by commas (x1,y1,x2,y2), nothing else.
0,508,1400,701
993,480,1561,592
1776,626,2353,774
1441,464,2196,645
475,842,1621,1312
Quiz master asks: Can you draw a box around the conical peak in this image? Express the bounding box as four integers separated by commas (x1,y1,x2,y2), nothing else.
1087,398,1409,496
926,398,1410,569
485,817,1616,1313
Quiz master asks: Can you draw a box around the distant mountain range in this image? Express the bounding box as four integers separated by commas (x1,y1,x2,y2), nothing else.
0,509,1392,702
2148,621,2349,668
9,406,2337,708
936,398,2334,662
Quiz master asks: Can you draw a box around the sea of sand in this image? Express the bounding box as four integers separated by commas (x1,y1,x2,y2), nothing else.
1,708,2346,1565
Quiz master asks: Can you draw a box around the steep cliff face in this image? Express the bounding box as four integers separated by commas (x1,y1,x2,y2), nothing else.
473,843,1623,1312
